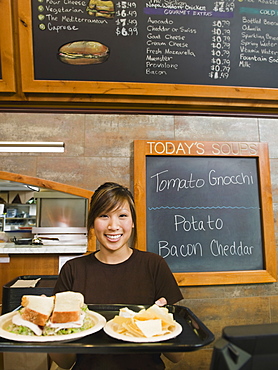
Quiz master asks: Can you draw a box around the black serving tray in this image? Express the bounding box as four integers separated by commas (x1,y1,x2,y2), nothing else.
0,304,214,354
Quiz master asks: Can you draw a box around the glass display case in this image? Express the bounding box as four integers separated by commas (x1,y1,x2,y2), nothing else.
4,204,36,231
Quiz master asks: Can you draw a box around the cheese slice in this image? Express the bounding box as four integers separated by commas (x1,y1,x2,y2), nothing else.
135,319,165,338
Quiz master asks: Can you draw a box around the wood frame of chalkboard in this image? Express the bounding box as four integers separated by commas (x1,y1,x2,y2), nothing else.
134,140,276,286
0,0,15,92
17,0,278,105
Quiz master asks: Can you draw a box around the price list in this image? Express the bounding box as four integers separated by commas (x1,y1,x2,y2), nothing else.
115,1,139,36
209,1,234,80
30,0,278,89
209,19,232,80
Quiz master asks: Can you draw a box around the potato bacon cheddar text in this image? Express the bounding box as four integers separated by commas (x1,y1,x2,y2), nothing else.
111,305,177,338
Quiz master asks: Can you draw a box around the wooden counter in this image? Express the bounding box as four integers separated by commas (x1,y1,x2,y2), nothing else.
0,243,87,254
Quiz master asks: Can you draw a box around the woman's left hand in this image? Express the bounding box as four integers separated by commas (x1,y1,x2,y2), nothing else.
155,297,167,306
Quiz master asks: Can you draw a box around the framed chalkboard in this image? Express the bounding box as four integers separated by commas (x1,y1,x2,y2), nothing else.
17,0,278,103
134,140,276,286
0,0,15,92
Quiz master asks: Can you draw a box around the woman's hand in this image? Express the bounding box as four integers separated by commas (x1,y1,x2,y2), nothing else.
155,298,184,364
155,297,167,306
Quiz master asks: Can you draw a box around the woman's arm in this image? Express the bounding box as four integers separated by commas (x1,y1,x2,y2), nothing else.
49,353,76,369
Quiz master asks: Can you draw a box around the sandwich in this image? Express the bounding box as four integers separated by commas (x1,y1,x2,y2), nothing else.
8,291,93,336
87,0,115,18
58,41,110,66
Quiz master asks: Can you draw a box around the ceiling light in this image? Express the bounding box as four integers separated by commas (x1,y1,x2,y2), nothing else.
0,142,65,153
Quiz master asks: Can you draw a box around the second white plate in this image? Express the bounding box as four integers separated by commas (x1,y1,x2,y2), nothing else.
104,319,182,343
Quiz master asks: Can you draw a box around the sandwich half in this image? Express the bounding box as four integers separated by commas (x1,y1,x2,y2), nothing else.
21,295,54,326
50,291,84,323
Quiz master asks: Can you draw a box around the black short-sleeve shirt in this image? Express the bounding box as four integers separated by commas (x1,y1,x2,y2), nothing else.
54,249,183,305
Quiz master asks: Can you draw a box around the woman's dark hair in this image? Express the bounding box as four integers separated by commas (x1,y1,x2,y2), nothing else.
87,182,137,247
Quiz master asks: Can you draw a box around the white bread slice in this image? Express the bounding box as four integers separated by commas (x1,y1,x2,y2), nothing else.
21,295,54,326
50,291,84,323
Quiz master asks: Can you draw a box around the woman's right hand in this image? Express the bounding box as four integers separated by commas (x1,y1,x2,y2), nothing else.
155,297,167,306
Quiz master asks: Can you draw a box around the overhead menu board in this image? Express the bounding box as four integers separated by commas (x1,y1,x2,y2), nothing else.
134,140,276,286
18,0,278,101
0,0,15,92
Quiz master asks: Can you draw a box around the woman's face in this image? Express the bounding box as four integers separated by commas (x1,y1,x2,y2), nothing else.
93,201,134,253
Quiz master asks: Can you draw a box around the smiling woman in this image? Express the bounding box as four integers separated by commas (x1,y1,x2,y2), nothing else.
51,181,183,370
93,201,134,263
88,182,136,263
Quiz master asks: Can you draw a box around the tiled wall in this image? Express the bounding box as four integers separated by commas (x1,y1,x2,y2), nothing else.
1,112,277,369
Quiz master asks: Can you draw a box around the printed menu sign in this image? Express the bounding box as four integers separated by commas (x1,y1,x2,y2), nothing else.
31,0,278,88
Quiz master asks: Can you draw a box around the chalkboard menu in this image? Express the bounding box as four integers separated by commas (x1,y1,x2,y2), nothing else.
134,140,276,286
0,0,15,92
18,0,278,100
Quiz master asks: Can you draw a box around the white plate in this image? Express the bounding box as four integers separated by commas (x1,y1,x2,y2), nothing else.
0,310,106,342
104,319,182,343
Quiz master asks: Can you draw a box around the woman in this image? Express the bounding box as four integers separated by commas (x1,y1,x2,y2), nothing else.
51,182,183,369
